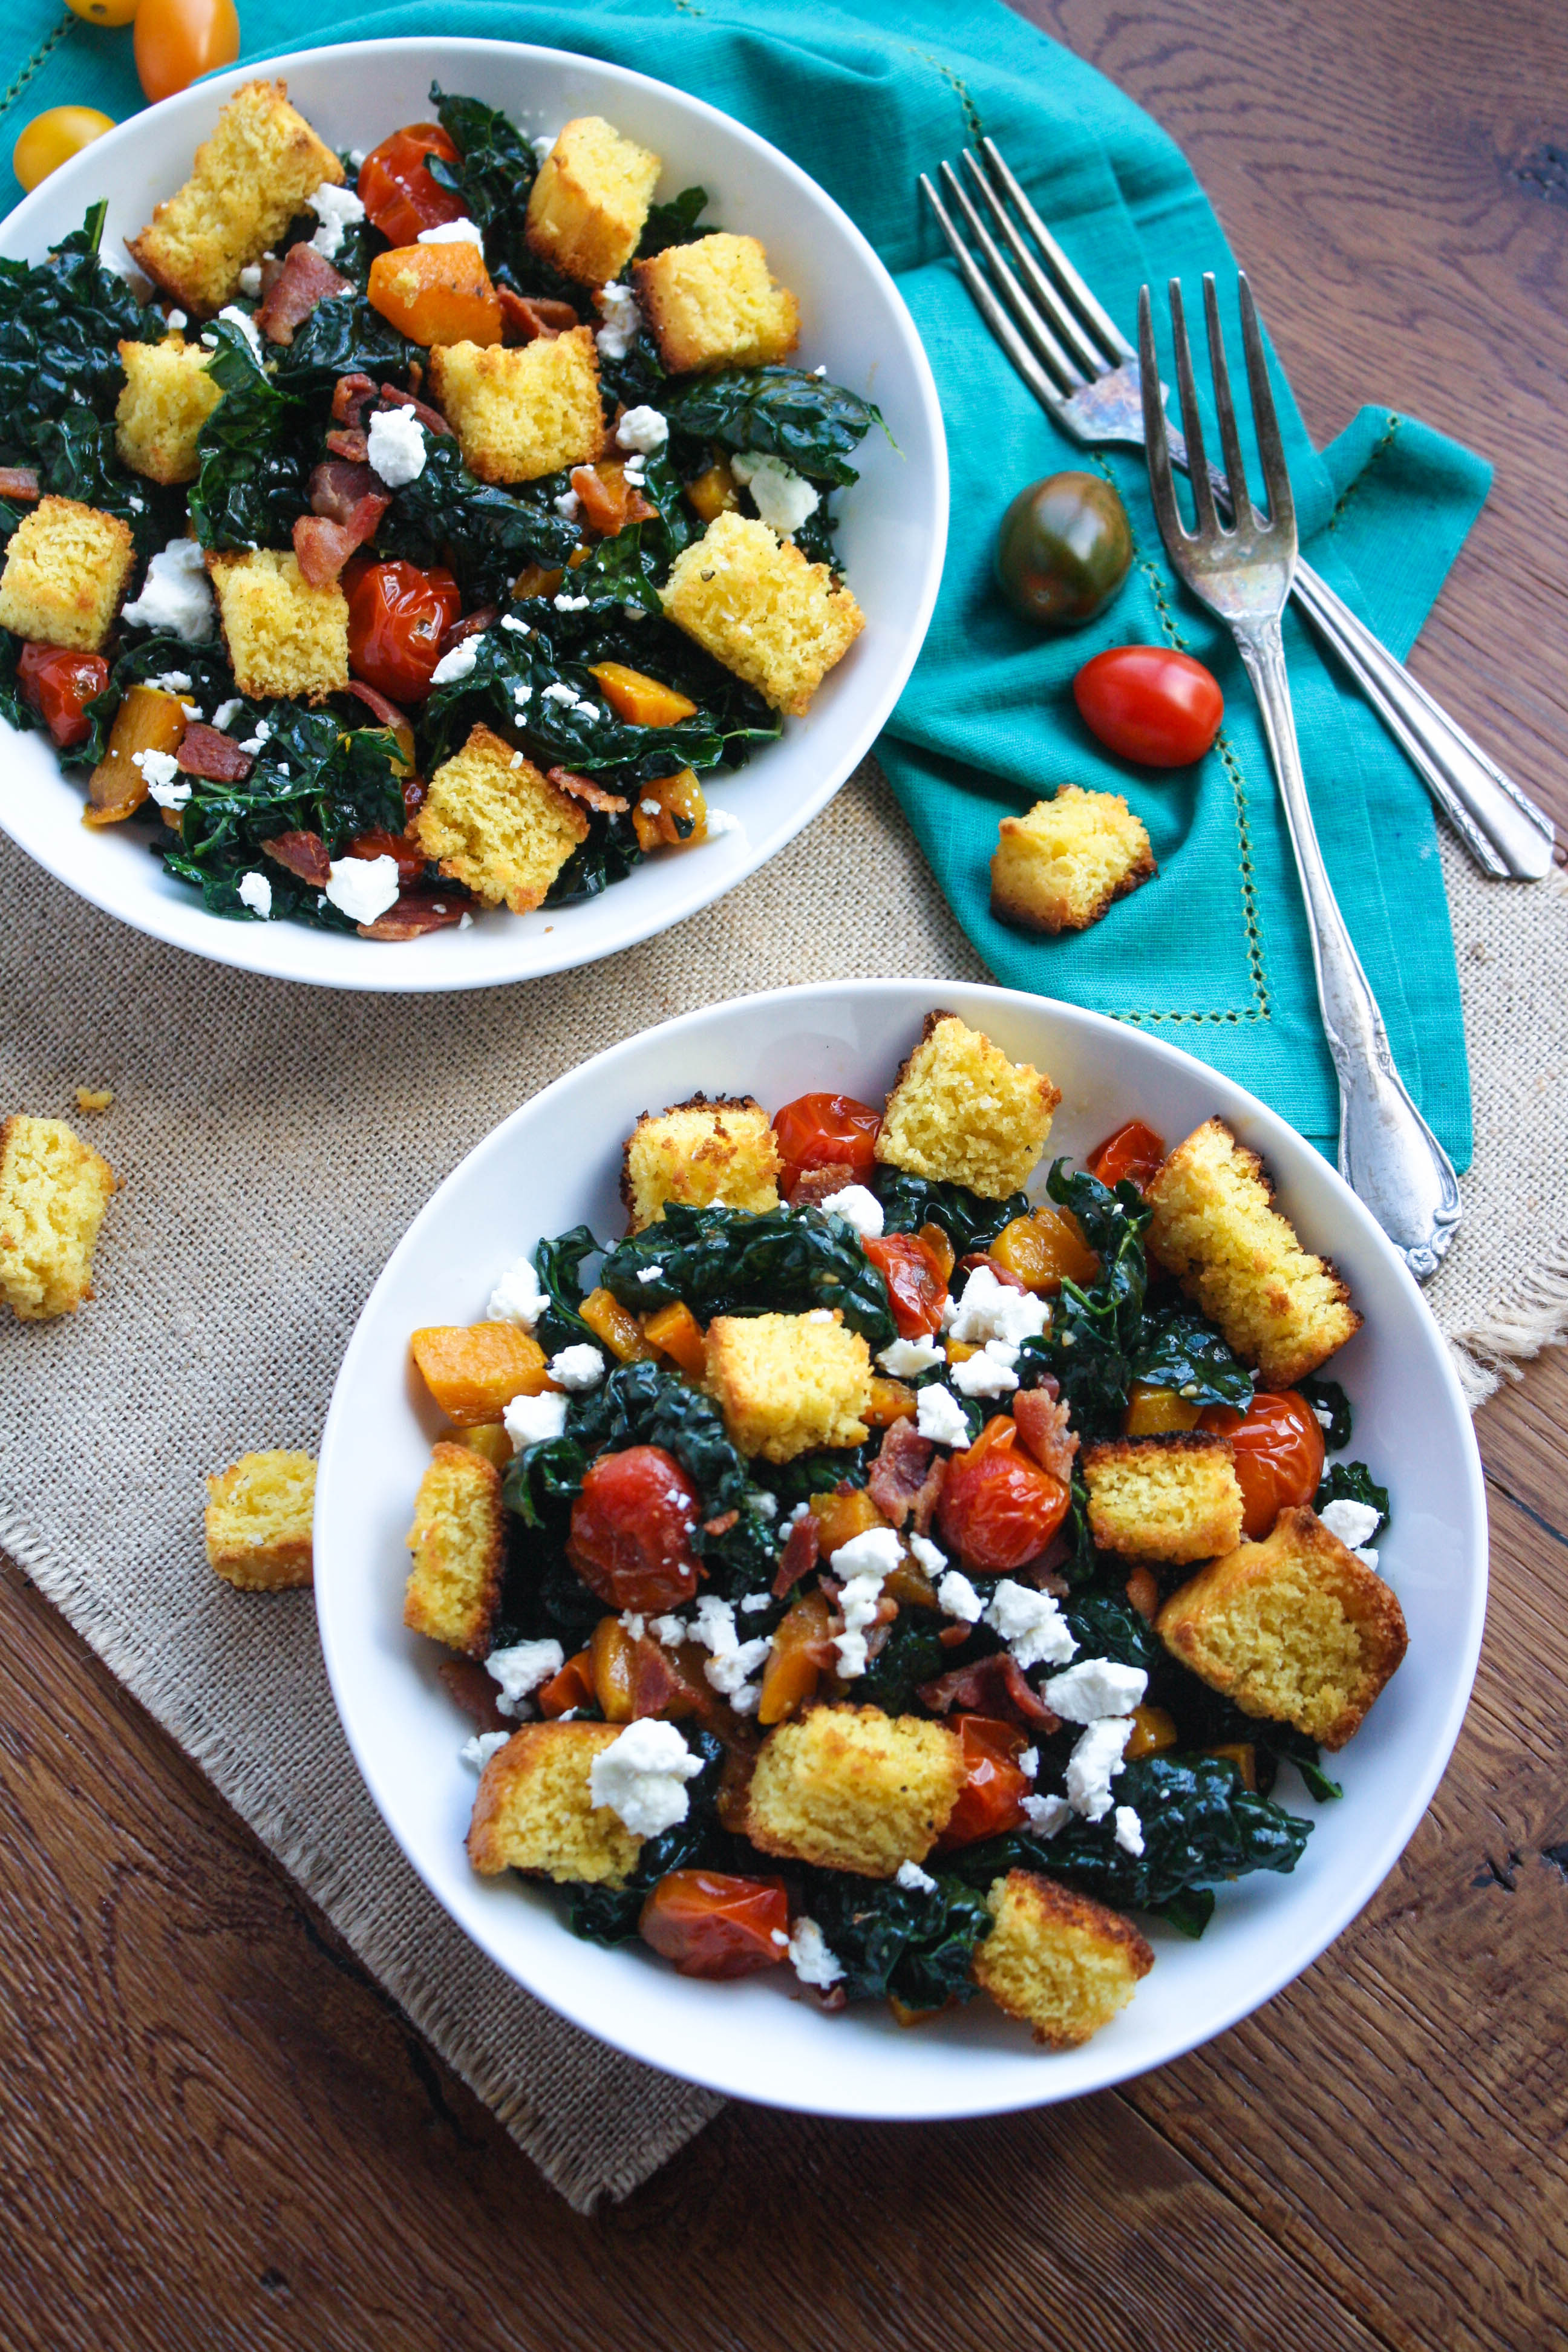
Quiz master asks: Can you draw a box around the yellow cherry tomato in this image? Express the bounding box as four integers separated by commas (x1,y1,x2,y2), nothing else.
134,0,241,104
13,106,116,192
67,0,140,25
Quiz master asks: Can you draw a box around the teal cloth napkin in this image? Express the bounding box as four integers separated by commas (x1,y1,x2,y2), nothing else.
1,0,1488,1166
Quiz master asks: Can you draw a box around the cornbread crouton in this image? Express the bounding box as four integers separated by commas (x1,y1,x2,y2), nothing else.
403,1441,505,1658
0,496,133,653
426,328,606,484
1146,1118,1361,1386
660,509,864,716
972,1870,1153,2047
414,723,589,912
705,1309,872,1463
874,1011,1060,1200
127,80,344,315
746,1704,965,1875
204,1449,316,1590
0,1114,116,1320
1082,1432,1246,1565
114,335,224,485
1157,1504,1408,1749
990,785,1155,935
207,548,349,700
467,1722,644,1884
633,232,800,373
524,115,662,286
621,1093,782,1231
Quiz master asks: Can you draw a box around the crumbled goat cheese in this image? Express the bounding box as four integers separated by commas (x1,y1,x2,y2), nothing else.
985,1579,1077,1670
1022,1792,1071,1837
554,488,581,520
366,403,427,488
217,304,264,362
237,717,272,754
237,263,263,297
131,746,185,806
818,1183,884,1238
309,181,366,260
460,1730,511,1771
145,669,192,692
730,450,820,538
685,1593,771,1708
750,1491,778,1520
1017,1746,1039,1780
895,1860,937,1893
1319,1497,1383,1564
589,1719,703,1837
120,536,215,641
532,132,556,165
211,696,243,730
907,1531,947,1577
650,1613,688,1648
949,1263,1050,1349
237,869,272,918
486,1638,565,1717
806,1307,833,1322
553,592,590,611
828,1526,903,1677
830,1527,904,1581
325,853,400,924
740,1591,773,1613
503,1389,569,1450
347,149,366,170
1064,1716,1135,1820
428,632,484,687
145,768,192,813
786,1916,844,1990
704,808,743,838
950,1338,1021,1398
638,799,661,816
878,1333,944,1377
636,1264,665,1284
501,612,529,632
547,1342,606,1392
164,306,188,327
1311,1400,1336,1431
488,1253,548,1328
543,680,583,705
595,280,642,361
936,1568,984,1624
1113,1804,1145,1858
417,216,485,245
619,1613,646,1641
1040,1656,1147,1723
916,1383,972,1448
615,404,668,455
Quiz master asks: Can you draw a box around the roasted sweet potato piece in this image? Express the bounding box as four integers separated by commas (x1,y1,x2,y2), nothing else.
410,1321,550,1423
368,242,503,347
85,684,188,828
642,1299,707,1379
756,1589,835,1726
588,660,698,728
631,766,710,852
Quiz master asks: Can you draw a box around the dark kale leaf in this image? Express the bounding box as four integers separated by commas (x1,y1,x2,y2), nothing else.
374,431,579,602
1061,1589,1165,1676
187,321,313,552
27,407,182,567
1298,1375,1351,1452
1313,1460,1391,1541
852,1616,955,1715
428,85,537,256
1158,1687,1342,1804
595,323,667,423
0,201,163,457
503,1357,753,1531
531,1223,602,1355
273,295,417,400
1132,1308,1254,1411
791,497,840,572
871,1168,1029,1255
0,629,30,733
601,1202,896,1349
76,633,239,768
638,185,710,257
1021,1161,1151,1439
1150,1886,1216,1938
802,1868,990,2008
544,811,646,907
766,1442,874,1511
664,367,887,488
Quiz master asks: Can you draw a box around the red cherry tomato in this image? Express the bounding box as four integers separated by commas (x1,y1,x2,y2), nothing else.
1073,644,1223,768
17,642,108,750
936,1416,1070,1573
347,825,426,883
566,1445,701,1613
638,1870,791,1979
863,1231,948,1339
134,0,240,105
1086,1119,1167,1194
357,123,466,247
347,561,462,703
772,1091,881,1189
1200,1389,1325,1540
936,1715,1031,1850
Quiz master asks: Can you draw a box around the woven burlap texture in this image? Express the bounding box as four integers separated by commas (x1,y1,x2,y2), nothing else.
1,761,1563,2211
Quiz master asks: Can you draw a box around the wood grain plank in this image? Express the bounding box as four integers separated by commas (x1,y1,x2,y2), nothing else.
1476,1349,1568,1539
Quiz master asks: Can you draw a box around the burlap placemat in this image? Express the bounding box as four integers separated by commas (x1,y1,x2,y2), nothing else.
1,762,1563,2209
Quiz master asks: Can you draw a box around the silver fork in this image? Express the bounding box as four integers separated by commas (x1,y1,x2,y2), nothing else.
921,143,1555,883
1142,272,1461,1277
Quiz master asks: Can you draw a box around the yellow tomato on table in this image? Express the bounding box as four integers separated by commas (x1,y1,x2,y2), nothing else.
13,107,116,191
134,0,241,103
67,0,140,24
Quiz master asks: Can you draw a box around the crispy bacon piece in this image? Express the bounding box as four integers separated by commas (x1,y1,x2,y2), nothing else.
498,287,581,342
263,829,331,886
439,1658,508,1733
918,1651,1059,1733
437,606,498,658
325,426,370,462
295,462,391,586
1012,1384,1079,1485
175,722,254,782
958,1250,1028,1293
867,1416,947,1535
310,459,382,522
702,1509,740,1539
332,371,378,431
546,763,630,815
629,1635,711,1721
771,1511,820,1599
345,678,413,733
0,466,40,503
784,1161,857,1209
379,382,454,437
255,243,352,345
356,887,469,941
569,462,655,538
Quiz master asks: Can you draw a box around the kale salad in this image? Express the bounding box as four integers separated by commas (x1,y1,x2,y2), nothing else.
0,81,880,942
401,1013,1405,2046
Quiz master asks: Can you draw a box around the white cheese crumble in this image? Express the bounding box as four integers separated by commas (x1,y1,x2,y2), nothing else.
830,1527,904,1580
730,450,820,538
686,1594,771,1711
649,1613,688,1648
948,1263,1050,1349
532,132,557,165
1311,1400,1336,1430
619,1612,646,1641
1022,1792,1070,1837
131,746,186,808
985,1578,1076,1670
543,680,583,705
704,809,742,836
237,716,272,754
217,304,264,362
907,1531,946,1577
786,1916,844,1990
503,1389,569,1451
739,1591,772,1613
554,488,582,521
750,1491,778,1520
488,1253,548,1328
145,669,192,692
1064,1716,1135,1821
1113,1804,1145,1857
211,696,243,730
615,404,668,456
324,852,400,924
589,1718,702,1837
1017,1745,1039,1779
553,592,590,611
916,1382,971,1449
895,1860,937,1893
428,632,484,687
501,612,529,632
486,1638,564,1717
636,1264,664,1284
595,279,642,361
949,1337,1020,1397
120,536,215,641
308,181,367,260
828,1525,902,1678
164,305,188,327
818,1183,883,1238
238,263,263,298
878,1333,944,1377
417,216,485,245
460,1730,511,1771
366,403,427,488
936,1567,984,1624
547,1342,606,1392
237,869,272,918
1319,1497,1382,1566
1040,1656,1147,1723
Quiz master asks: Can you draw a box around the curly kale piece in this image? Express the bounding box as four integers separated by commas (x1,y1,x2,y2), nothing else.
374,430,579,602
1296,1374,1351,1452
1061,1587,1165,1676
427,86,539,272
765,1442,874,1510
852,1617,956,1716
801,1868,991,2009
503,1357,754,1532
1020,1161,1151,1439
565,1729,740,1946
600,1201,896,1349
75,633,240,768
529,1223,601,1356
638,185,711,257
0,201,164,458
273,295,417,399
1132,1308,1254,1411
1315,1460,1391,1541
871,1168,1028,1256
663,365,887,488
187,321,314,552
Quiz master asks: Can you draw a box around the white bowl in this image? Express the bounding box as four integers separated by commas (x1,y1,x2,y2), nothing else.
0,39,946,991
315,980,1487,2117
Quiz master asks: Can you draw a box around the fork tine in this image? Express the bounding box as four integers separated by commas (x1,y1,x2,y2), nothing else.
936,163,1087,390
918,175,1073,422
959,150,1105,379
1136,285,1187,551
1201,273,1253,526
978,138,1135,366
1167,279,1220,539
1236,272,1296,540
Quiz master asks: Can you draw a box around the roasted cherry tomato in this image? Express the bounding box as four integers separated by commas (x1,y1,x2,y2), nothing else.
357,122,466,247
12,107,116,192
771,1091,881,1188
17,643,108,750
1200,1388,1325,1540
566,1445,701,1613
134,0,240,103
937,1415,1070,1573
346,561,462,703
936,1715,1031,1849
638,1870,790,1979
1074,644,1223,768
1086,1119,1167,1194
863,1231,948,1339
995,470,1132,629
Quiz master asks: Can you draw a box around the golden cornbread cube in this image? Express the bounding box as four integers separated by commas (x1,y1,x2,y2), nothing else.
426,328,607,485
524,115,662,286
991,784,1156,936
621,1092,782,1232
1082,1432,1245,1566
972,1871,1153,2048
874,1011,1060,1200
126,80,344,314
1157,1504,1408,1750
114,335,224,486
745,1704,965,1877
705,1308,872,1463
1147,1117,1361,1387
415,722,589,913
633,232,800,373
0,496,133,654
0,1114,116,1321
204,1449,316,1590
403,1440,505,1659
207,548,350,700
661,511,864,716
467,1722,644,1885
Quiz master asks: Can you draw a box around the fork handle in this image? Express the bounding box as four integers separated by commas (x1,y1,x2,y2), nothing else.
1233,616,1463,1279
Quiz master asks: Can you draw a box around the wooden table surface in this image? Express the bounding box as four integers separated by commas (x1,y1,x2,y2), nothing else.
5,2,1568,2345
